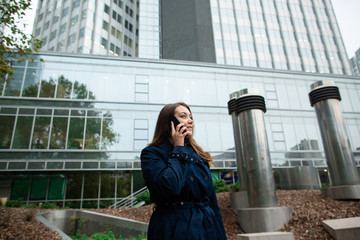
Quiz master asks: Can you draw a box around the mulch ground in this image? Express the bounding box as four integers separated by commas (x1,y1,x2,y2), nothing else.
0,190,359,239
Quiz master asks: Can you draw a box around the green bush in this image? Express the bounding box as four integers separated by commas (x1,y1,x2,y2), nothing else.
5,198,23,208
71,230,146,240
135,191,151,205
228,182,239,192
21,203,38,208
40,202,58,209
213,179,229,193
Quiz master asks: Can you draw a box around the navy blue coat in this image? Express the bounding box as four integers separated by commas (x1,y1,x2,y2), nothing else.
141,141,227,240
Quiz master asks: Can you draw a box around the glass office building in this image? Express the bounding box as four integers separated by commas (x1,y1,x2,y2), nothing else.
1,53,360,207
33,0,139,57
1,0,359,207
161,0,352,75
350,48,360,76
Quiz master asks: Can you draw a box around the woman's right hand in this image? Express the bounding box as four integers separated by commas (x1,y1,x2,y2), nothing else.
170,121,189,146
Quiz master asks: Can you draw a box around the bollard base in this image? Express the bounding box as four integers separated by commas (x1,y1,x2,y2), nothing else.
237,207,292,233
321,185,360,200
230,191,249,214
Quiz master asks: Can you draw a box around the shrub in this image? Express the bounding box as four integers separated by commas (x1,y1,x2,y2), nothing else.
135,191,151,205
213,179,229,193
5,198,23,208
21,203,38,208
228,182,239,192
39,202,58,209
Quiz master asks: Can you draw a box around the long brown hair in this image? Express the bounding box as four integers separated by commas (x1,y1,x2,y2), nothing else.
149,102,213,165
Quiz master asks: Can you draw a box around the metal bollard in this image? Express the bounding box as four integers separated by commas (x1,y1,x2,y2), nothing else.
228,88,292,232
309,80,360,199
229,89,277,207
228,92,247,192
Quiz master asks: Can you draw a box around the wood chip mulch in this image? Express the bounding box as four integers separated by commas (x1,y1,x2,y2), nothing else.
1,190,359,240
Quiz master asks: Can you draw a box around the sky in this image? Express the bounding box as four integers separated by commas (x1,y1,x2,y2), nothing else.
20,0,360,58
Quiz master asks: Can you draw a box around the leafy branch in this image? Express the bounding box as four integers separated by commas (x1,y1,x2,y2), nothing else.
0,0,42,82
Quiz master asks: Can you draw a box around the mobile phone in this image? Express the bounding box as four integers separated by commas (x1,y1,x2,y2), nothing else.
169,115,186,132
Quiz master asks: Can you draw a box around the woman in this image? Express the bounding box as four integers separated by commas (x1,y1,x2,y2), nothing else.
141,102,227,240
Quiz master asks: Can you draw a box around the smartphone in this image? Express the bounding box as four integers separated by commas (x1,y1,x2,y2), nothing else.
169,115,186,132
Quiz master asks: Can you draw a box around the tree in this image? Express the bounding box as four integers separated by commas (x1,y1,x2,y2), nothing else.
0,0,42,82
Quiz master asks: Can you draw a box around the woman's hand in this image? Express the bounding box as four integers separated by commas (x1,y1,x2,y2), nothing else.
170,121,189,146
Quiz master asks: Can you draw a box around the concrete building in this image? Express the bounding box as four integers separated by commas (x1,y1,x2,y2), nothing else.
0,0,359,207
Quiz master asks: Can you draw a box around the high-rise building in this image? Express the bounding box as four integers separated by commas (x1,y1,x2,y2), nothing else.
350,48,360,76
0,0,359,208
161,0,352,75
33,0,139,57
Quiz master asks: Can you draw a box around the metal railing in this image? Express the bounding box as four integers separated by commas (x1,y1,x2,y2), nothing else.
109,186,148,208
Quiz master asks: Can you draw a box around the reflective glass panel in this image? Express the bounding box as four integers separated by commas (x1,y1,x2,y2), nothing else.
10,179,30,200
31,116,51,149
40,78,56,98
4,68,25,96
22,68,41,97
50,117,68,149
0,116,15,149
83,173,99,198
67,117,85,149
12,116,33,149
66,173,82,199
85,118,101,149
48,177,65,200
100,174,115,198
30,178,47,200
116,172,131,197
56,75,72,98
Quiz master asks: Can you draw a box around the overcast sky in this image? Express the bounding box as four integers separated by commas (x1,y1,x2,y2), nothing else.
22,0,360,58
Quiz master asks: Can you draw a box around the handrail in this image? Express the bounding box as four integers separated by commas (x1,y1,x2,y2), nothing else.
109,186,148,208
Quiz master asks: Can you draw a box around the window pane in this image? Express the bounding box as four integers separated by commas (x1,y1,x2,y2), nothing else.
56,75,72,98
83,173,99,198
73,80,88,99
12,116,33,149
40,78,56,98
0,116,15,149
4,68,25,96
30,178,47,200
48,177,65,200
67,117,85,149
50,117,68,149
22,68,41,97
10,179,30,200
117,172,131,197
31,116,51,149
66,173,82,199
100,174,115,198
85,118,101,149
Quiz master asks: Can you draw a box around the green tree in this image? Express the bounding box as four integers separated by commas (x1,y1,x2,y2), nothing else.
0,0,42,83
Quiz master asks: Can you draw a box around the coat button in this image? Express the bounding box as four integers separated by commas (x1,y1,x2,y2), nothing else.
180,202,184,205
190,176,194,181
177,154,180,157
204,176,209,181
190,158,194,161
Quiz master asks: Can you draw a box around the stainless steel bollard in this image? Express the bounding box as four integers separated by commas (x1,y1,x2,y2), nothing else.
228,92,247,191
309,80,360,186
229,89,277,207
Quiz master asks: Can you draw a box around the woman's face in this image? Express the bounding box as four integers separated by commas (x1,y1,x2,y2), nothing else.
174,105,193,136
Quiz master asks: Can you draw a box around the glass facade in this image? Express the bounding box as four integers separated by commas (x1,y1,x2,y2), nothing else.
1,53,360,206
350,48,360,76
209,0,352,75
33,0,139,57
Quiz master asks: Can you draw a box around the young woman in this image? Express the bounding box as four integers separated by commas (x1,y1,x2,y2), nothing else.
141,102,227,240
